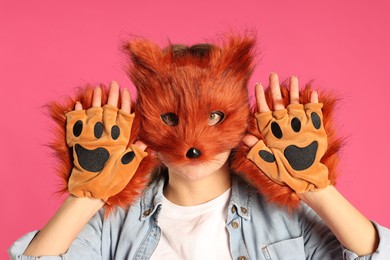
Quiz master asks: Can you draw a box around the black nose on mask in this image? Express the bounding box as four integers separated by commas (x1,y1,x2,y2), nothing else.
186,147,201,159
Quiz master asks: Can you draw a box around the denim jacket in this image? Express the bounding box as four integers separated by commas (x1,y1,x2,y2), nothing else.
9,175,390,259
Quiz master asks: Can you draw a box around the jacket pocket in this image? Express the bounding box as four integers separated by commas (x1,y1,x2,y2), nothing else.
261,236,305,260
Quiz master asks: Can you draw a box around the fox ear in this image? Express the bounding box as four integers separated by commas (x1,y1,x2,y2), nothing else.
218,35,256,82
122,39,164,90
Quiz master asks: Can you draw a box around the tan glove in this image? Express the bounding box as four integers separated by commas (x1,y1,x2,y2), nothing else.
65,104,147,201
246,103,329,193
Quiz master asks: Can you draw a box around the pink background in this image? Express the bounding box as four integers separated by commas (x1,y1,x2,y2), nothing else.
1,0,390,257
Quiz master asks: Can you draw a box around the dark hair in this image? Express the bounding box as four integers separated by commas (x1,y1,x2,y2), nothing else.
164,43,220,57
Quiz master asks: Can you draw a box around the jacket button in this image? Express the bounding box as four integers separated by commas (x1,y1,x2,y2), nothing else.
231,221,239,229
238,256,247,260
143,209,151,216
241,207,247,214
231,205,237,214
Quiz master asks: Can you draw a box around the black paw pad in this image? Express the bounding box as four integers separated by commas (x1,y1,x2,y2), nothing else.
75,144,109,172
271,122,283,139
94,122,103,138
291,117,301,132
111,125,120,140
258,150,276,163
121,151,135,164
311,112,321,129
284,141,318,171
73,120,83,137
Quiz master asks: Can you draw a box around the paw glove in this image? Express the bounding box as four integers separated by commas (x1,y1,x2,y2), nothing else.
65,105,148,201
246,103,330,193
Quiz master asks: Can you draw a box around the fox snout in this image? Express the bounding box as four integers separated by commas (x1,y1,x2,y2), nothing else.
186,147,201,159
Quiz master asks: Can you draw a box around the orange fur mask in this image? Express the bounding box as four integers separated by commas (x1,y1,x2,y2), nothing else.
123,36,255,167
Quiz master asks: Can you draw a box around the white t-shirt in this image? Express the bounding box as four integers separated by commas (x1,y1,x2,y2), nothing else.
150,188,232,259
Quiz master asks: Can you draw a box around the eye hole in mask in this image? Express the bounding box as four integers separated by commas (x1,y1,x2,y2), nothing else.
160,112,179,126
208,111,225,126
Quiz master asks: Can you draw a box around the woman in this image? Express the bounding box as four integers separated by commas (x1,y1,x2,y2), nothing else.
9,36,390,259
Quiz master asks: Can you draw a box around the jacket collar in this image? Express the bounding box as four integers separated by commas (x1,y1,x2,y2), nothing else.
228,175,254,222
139,173,254,222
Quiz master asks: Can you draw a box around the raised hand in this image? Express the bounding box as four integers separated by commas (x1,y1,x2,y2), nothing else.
65,81,148,201
243,73,329,193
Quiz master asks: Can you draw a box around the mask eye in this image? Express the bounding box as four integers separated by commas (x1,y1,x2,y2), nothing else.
160,112,179,126
208,111,225,126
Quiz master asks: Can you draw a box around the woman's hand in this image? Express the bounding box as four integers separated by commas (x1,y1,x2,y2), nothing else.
244,74,379,256
66,81,148,201
243,73,329,193
24,81,148,257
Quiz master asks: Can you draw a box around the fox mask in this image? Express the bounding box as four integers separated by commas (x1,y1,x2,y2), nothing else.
124,36,255,167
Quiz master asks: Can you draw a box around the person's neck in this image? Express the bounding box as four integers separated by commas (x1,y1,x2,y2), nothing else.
163,162,232,206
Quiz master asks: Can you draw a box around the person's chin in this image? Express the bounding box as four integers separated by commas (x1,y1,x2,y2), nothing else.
175,160,230,181
170,163,210,181
161,150,231,181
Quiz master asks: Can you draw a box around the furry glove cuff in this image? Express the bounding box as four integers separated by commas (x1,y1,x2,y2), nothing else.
246,103,330,193
65,104,147,201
